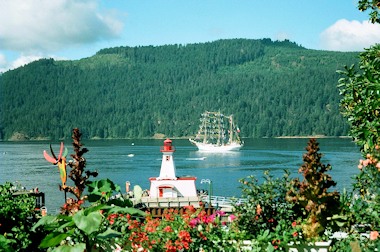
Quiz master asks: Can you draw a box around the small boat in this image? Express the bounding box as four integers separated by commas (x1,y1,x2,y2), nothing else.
189,111,243,152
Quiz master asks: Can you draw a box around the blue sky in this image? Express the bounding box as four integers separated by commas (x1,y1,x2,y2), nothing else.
1,0,379,73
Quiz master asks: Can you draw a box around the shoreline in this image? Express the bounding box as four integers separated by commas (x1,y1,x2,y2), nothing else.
1,135,353,142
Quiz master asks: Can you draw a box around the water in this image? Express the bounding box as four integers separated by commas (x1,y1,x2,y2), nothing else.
0,138,361,213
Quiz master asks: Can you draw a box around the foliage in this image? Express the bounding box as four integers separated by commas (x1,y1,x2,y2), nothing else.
33,178,146,252
0,182,46,251
338,44,380,156
0,39,358,140
337,40,380,249
87,178,133,207
358,0,380,23
287,138,340,240
234,170,299,250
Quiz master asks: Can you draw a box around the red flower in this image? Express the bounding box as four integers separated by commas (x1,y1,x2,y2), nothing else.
163,225,173,232
292,221,297,227
293,231,298,237
178,230,191,242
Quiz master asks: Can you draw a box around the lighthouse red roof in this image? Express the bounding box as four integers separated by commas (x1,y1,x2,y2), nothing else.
161,138,175,152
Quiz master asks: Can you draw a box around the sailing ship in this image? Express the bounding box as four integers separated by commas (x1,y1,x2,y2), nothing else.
189,111,243,152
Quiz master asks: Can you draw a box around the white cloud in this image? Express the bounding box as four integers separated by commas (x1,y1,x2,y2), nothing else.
0,54,6,67
320,19,380,51
0,0,123,53
0,54,44,73
275,32,291,42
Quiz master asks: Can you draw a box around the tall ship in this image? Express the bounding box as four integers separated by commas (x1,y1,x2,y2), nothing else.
189,111,243,152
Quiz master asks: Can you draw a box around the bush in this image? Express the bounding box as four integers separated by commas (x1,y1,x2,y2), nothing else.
234,170,298,249
0,182,45,251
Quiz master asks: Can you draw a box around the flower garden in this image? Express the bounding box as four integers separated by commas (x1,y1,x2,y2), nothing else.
1,1,380,251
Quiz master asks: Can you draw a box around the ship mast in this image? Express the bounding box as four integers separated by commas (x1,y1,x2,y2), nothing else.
229,115,233,144
202,112,208,144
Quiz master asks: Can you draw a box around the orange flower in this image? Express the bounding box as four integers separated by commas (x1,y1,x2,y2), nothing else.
256,204,262,215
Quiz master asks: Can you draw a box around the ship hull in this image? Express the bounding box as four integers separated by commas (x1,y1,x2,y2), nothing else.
189,139,242,152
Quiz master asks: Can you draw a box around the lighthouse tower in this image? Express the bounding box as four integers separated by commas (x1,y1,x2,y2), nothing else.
157,138,177,180
148,139,197,199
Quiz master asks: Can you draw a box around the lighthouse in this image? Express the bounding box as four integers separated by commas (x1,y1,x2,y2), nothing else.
157,138,177,180
148,139,197,199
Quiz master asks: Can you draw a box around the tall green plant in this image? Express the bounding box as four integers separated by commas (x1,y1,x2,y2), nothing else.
337,26,380,249
337,43,380,212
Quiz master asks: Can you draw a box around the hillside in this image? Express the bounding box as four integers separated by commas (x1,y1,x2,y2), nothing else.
0,38,359,140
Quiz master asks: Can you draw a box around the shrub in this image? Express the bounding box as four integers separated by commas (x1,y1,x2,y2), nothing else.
0,182,45,251
287,138,340,241
234,170,298,249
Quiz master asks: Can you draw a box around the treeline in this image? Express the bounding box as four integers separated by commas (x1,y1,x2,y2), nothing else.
0,38,359,140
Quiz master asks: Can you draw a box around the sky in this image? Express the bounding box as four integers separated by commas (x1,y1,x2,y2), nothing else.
1,0,380,73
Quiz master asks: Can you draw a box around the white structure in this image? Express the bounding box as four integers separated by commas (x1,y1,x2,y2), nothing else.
148,139,198,199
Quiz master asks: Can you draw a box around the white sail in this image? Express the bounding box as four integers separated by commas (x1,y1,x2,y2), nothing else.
189,111,243,152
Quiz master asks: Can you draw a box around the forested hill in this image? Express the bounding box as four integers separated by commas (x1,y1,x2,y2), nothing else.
0,38,359,141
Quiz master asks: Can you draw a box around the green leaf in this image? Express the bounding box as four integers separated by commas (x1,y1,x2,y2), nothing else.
107,206,146,216
52,243,86,252
97,228,121,240
73,209,102,235
32,215,57,232
0,234,15,252
39,232,70,248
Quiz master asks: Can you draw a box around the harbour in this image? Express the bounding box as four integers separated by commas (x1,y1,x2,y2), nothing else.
0,137,361,213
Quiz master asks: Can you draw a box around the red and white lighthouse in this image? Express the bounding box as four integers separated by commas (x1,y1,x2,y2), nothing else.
157,138,177,180
148,139,197,198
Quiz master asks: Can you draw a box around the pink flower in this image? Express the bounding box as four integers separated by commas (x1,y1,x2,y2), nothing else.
189,218,198,227
292,221,297,227
228,214,237,222
370,231,379,240
215,210,225,216
207,214,216,223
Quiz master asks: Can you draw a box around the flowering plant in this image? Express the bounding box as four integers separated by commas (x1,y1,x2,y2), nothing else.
234,170,299,250
124,205,240,251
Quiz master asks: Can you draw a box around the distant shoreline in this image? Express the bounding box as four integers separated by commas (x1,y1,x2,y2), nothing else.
1,135,353,142
275,135,351,139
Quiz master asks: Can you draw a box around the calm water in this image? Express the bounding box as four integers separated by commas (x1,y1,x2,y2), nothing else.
0,138,361,213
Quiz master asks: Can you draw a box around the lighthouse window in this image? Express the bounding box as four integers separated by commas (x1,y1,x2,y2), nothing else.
166,156,170,161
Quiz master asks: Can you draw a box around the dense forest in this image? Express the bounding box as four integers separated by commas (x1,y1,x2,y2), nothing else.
0,38,359,140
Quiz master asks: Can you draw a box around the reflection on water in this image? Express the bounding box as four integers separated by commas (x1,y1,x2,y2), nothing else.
0,138,361,212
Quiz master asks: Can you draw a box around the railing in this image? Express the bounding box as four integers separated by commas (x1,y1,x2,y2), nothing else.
200,195,247,207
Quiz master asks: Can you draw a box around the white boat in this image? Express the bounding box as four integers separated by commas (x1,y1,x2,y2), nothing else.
189,111,243,152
